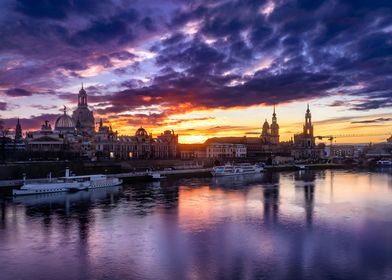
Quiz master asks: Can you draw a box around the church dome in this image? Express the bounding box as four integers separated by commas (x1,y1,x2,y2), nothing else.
55,114,74,129
135,127,148,137
55,108,75,131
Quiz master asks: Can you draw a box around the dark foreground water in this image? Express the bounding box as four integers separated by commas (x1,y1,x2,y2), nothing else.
1,170,392,280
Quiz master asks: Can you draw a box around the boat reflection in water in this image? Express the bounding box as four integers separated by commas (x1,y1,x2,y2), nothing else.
211,172,279,189
2,170,392,280
12,185,122,210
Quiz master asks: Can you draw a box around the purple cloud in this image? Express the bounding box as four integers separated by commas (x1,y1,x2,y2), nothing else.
0,0,391,123
4,88,33,97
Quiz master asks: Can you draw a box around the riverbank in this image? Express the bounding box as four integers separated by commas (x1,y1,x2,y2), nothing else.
0,162,345,193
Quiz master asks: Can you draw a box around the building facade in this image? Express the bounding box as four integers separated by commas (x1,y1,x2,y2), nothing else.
260,107,280,145
292,105,324,160
206,143,247,158
21,85,179,160
72,84,95,136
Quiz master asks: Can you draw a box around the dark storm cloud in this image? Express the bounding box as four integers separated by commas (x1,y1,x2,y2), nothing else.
15,0,111,19
1,0,392,122
156,0,392,112
0,102,7,111
0,0,161,91
67,9,139,46
99,69,344,119
4,88,33,97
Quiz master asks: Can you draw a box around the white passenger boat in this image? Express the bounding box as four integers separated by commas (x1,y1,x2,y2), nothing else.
13,169,122,196
211,163,263,177
148,172,166,180
376,160,392,166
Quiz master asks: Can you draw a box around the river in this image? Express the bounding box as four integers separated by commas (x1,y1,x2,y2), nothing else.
1,169,392,279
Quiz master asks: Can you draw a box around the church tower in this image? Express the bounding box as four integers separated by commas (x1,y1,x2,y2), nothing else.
261,119,270,144
270,106,279,144
72,84,95,136
78,83,88,107
15,118,22,142
303,104,313,136
302,104,315,147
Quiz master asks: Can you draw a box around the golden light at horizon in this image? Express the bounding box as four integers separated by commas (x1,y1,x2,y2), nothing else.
103,103,392,144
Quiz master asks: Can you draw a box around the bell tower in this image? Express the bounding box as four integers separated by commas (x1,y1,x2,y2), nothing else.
78,83,88,107
72,83,95,136
303,104,313,136
15,118,23,142
270,106,279,144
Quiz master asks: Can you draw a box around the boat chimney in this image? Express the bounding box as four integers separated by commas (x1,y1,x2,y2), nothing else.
65,168,70,178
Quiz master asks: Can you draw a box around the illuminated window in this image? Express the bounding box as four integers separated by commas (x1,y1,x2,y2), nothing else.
128,152,133,158
110,152,114,158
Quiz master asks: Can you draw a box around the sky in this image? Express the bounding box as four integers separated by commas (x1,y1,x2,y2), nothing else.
0,0,391,144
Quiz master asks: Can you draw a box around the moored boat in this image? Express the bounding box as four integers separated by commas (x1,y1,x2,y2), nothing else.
148,172,166,180
376,160,392,166
13,169,122,196
211,163,263,177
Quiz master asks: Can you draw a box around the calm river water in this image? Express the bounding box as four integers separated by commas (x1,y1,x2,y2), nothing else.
1,170,392,280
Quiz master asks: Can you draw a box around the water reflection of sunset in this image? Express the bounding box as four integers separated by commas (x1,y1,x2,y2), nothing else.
2,170,392,279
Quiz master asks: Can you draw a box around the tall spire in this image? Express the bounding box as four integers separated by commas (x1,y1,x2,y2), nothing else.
78,83,87,107
304,103,313,135
15,117,22,141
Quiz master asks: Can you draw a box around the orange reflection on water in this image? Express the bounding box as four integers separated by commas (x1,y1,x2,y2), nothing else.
178,185,265,232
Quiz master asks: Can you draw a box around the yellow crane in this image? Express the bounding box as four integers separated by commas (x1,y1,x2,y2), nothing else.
314,133,391,161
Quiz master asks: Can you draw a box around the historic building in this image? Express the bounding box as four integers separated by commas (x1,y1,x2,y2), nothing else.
26,121,65,153
15,118,23,142
18,84,178,160
92,119,180,160
292,105,324,160
95,122,179,160
95,119,116,159
261,107,280,145
179,144,206,159
202,107,286,158
72,84,95,136
294,104,315,148
156,130,178,158
206,143,247,158
55,107,76,134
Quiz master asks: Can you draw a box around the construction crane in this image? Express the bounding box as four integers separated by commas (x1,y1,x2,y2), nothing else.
314,133,391,143
314,132,392,160
314,135,335,161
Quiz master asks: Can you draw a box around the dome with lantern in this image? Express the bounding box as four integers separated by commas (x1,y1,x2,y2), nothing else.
135,127,148,137
55,106,75,133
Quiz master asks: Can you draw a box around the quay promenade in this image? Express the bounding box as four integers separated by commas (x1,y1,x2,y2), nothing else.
0,163,345,189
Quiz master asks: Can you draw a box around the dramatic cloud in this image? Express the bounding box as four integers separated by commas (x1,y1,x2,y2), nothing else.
351,118,392,124
0,102,7,111
0,0,391,133
4,88,33,97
